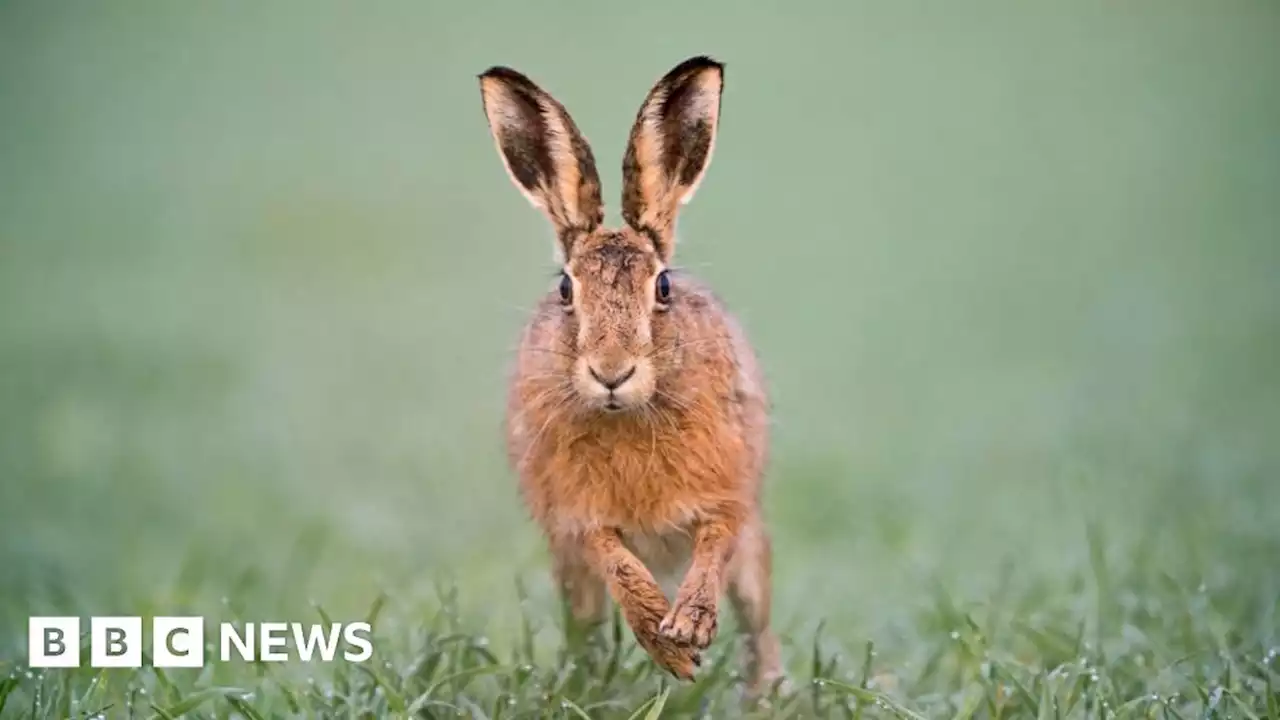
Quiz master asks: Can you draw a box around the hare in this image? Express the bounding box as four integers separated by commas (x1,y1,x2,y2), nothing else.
478,56,782,694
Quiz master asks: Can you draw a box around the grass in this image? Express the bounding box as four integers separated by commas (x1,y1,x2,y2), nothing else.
1,494,1277,718
1,580,1276,719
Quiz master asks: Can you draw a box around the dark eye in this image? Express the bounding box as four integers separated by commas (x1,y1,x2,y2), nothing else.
558,273,573,304
655,270,672,303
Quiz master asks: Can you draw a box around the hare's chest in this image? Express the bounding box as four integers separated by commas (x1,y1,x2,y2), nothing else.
551,461,703,537
555,434,715,529
529,407,739,540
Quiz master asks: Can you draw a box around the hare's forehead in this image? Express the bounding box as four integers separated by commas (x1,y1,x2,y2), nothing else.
568,235,661,291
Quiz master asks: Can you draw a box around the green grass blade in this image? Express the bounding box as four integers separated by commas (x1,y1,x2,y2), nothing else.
147,687,249,720
559,696,594,720
0,676,16,717
364,591,389,628
1265,669,1278,720
1225,689,1261,720
819,679,927,720
224,694,267,720
408,664,510,714
355,662,406,713
640,687,671,720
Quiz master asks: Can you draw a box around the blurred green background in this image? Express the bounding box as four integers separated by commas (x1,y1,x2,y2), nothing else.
2,0,1278,665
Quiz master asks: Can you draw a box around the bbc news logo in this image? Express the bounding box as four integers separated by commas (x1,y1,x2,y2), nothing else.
29,617,373,668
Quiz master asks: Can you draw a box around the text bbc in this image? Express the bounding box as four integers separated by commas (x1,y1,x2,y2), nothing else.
28,617,373,668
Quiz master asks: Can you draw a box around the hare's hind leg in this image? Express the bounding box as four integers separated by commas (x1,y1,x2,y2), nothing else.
726,520,784,697
551,542,607,646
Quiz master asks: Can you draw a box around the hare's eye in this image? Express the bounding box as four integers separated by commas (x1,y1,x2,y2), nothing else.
558,273,573,304
655,271,672,303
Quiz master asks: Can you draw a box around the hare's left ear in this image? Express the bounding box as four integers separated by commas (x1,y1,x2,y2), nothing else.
479,66,604,259
620,56,724,262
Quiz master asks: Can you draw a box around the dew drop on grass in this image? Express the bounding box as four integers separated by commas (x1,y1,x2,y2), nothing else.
24,671,33,679
949,631,960,640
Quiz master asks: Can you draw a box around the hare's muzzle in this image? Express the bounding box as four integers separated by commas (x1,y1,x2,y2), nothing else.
574,355,655,412
589,364,636,390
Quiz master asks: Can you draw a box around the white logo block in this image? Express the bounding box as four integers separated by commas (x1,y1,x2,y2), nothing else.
28,617,80,668
91,617,142,668
153,617,205,667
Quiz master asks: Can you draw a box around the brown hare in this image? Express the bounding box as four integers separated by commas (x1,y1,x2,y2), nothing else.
478,56,781,694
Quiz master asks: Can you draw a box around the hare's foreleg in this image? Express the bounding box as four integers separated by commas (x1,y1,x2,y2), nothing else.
580,528,702,680
726,519,784,697
660,514,743,649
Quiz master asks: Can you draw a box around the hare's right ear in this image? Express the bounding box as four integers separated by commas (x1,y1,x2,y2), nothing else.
479,67,604,259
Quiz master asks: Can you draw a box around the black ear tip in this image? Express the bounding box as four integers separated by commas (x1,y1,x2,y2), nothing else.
665,55,724,81
478,65,539,89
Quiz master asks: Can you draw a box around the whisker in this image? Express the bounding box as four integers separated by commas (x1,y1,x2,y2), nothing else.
648,397,683,438
517,389,577,470
647,336,727,361
656,388,719,429
515,373,573,388
521,347,576,360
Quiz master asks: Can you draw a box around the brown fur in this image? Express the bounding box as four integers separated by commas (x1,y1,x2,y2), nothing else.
479,56,782,693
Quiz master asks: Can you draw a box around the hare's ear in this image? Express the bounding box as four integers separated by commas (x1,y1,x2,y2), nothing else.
479,66,604,258
620,56,724,262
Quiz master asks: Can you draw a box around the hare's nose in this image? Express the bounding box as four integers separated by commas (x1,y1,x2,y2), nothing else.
589,364,637,391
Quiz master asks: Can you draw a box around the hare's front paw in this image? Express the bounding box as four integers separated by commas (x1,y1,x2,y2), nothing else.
650,635,702,681
660,593,718,649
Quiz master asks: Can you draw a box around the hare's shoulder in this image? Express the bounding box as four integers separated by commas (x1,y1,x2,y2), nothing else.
672,273,768,407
